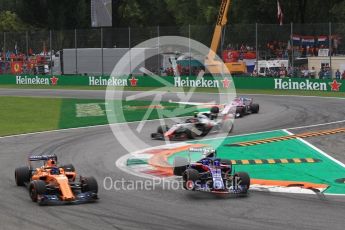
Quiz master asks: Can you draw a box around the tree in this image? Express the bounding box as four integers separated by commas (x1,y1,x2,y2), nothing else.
331,1,345,22
1,0,345,31
0,11,28,31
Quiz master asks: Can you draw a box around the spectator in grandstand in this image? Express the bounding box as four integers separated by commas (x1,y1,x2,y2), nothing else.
335,69,341,80
279,66,287,78
251,69,258,77
164,67,174,76
287,67,293,78
240,43,246,52
292,67,300,78
342,70,345,80
323,67,331,79
309,67,316,79
301,66,309,78
318,68,324,79
333,38,338,56
283,49,289,59
301,46,307,58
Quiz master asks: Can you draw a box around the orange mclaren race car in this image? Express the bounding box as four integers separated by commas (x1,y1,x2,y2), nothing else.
14,154,98,205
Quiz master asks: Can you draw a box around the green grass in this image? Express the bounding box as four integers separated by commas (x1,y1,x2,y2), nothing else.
0,97,62,136
58,99,195,129
0,97,198,136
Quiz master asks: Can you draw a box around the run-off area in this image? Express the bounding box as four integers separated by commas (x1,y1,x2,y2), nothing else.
169,130,345,195
134,129,345,195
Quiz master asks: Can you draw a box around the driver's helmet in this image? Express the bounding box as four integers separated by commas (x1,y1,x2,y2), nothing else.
214,159,221,167
201,158,210,166
197,113,208,121
46,159,57,167
50,167,60,175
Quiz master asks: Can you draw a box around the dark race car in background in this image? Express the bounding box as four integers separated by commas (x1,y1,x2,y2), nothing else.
151,106,234,140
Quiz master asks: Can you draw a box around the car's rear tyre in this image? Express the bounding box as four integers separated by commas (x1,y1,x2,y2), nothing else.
251,104,259,113
182,169,200,190
82,177,98,193
15,166,31,186
173,157,189,176
29,180,46,202
157,125,169,134
186,129,197,139
62,164,75,172
233,172,250,194
200,126,210,136
236,107,245,117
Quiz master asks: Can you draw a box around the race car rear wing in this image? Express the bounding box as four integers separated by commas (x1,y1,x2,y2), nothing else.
28,155,57,161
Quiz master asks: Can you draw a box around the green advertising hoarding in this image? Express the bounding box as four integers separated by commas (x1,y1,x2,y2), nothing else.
0,74,343,92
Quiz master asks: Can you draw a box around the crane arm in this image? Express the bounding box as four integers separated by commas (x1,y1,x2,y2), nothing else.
207,0,231,61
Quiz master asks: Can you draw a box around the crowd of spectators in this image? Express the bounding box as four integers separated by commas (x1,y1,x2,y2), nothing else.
252,65,345,79
265,36,340,59
226,43,255,52
266,41,289,59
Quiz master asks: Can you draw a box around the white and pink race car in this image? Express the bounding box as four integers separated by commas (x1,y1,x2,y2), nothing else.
229,97,260,118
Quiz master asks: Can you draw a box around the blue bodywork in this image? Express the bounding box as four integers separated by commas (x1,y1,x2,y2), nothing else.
186,157,249,194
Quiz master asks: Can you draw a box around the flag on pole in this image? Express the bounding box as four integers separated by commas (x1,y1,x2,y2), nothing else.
317,35,328,46
277,0,283,26
301,36,315,46
14,42,18,55
43,42,47,56
292,35,301,46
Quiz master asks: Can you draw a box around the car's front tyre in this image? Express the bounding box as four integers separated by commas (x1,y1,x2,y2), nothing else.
81,176,98,193
29,180,46,202
15,166,31,186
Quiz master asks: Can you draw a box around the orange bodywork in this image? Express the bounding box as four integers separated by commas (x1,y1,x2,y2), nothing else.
31,165,77,201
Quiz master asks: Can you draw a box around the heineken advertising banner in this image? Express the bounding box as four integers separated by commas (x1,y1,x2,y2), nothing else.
0,74,343,92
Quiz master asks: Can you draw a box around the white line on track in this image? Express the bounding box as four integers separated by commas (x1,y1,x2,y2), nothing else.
2,89,344,100
0,117,344,141
121,90,345,100
0,116,190,140
282,129,345,196
283,129,345,169
183,119,345,143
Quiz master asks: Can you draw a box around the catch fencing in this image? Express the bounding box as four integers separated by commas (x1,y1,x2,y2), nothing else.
0,23,344,76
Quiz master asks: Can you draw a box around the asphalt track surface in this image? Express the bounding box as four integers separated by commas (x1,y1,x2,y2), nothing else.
0,89,345,230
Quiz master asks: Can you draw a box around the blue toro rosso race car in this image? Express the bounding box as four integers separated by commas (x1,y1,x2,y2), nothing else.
173,149,250,195
14,154,98,205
